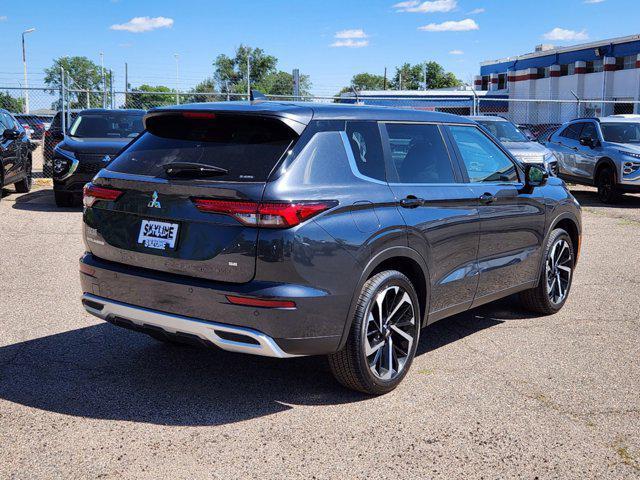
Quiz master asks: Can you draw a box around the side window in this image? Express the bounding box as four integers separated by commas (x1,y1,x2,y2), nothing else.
345,121,385,181
580,122,597,141
560,123,583,141
385,123,456,184
448,125,518,183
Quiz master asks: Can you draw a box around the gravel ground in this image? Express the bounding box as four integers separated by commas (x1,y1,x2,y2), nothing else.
0,183,639,479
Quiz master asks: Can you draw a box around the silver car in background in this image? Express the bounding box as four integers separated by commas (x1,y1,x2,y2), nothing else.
471,116,558,175
544,115,640,203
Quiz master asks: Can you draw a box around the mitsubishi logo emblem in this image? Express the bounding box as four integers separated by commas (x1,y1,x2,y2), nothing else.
148,191,161,208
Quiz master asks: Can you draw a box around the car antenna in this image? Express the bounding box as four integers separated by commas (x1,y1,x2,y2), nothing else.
250,89,268,102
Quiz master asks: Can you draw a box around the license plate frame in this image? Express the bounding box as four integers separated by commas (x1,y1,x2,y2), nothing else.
137,219,180,251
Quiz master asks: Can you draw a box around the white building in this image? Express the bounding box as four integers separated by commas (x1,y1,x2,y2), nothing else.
475,34,640,123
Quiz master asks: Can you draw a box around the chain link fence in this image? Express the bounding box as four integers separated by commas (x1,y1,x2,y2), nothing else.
2,82,639,178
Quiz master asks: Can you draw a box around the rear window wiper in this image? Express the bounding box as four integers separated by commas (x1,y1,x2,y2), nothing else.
163,162,229,177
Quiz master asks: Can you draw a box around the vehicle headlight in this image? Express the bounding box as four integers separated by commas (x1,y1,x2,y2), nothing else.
622,161,640,176
53,157,72,175
619,150,640,160
53,148,77,177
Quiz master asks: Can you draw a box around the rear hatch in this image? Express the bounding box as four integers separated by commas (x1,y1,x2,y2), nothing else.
83,109,307,283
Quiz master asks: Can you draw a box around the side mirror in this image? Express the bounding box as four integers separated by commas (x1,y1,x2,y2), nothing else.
579,137,597,148
2,128,21,140
522,164,548,191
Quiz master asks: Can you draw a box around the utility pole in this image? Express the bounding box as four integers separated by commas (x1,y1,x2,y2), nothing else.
424,64,428,91
246,53,251,100
174,53,179,104
124,62,128,107
383,67,387,91
293,69,300,100
21,28,36,114
100,52,105,108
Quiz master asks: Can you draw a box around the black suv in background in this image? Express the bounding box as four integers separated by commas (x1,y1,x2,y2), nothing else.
80,103,582,394
0,109,33,201
43,109,80,176
52,109,145,206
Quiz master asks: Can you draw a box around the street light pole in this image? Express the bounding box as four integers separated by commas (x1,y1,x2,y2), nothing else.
22,28,36,114
174,53,179,104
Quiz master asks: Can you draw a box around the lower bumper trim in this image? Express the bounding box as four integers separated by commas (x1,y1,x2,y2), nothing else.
82,293,301,358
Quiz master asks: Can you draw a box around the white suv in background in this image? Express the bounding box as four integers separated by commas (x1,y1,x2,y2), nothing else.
471,116,559,175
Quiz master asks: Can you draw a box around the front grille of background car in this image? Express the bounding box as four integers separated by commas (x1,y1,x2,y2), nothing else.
77,154,111,175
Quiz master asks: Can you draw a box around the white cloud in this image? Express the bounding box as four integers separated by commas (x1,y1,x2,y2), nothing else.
118,43,133,48
468,7,485,14
584,0,605,3
0,16,7,21
110,16,174,33
331,39,369,48
334,29,368,39
419,18,479,32
449,49,464,54
394,0,457,13
542,27,588,41
331,29,369,47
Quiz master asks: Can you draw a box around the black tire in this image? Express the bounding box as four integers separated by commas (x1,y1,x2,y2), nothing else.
596,166,620,204
14,157,33,193
54,190,75,207
520,228,574,315
328,270,421,395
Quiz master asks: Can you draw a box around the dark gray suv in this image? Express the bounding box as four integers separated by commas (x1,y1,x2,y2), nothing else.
80,102,582,394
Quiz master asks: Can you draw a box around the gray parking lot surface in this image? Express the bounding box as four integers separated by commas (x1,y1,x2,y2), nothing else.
0,183,639,479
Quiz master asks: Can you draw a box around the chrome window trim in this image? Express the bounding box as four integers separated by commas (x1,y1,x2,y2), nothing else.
340,131,388,186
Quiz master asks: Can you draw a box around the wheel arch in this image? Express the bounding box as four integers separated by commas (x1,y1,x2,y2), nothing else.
594,157,617,184
548,212,582,268
337,246,431,351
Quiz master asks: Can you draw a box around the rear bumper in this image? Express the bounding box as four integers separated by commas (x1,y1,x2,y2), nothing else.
79,253,346,356
82,293,298,358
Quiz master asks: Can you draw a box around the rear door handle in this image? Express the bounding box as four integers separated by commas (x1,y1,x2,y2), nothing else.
479,193,496,205
399,196,424,208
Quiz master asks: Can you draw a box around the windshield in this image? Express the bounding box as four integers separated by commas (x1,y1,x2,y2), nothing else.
69,112,144,139
600,123,640,144
477,120,529,143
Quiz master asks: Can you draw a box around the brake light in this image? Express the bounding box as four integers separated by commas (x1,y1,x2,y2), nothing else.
183,112,216,119
192,199,336,228
226,295,296,309
83,183,123,207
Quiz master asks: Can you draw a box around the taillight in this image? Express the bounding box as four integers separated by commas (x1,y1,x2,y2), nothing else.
226,295,296,309
83,183,123,207
192,199,336,228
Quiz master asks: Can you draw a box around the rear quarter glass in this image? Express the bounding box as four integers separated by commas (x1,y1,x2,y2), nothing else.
106,113,298,182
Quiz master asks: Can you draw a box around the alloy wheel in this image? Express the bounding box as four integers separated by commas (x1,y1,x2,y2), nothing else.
545,239,572,304
363,285,417,381
598,170,613,202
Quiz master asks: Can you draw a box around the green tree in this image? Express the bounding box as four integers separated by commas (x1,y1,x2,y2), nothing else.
0,91,24,113
256,71,311,97
391,61,462,90
350,73,386,91
214,45,278,95
125,84,174,109
44,56,113,109
183,78,217,103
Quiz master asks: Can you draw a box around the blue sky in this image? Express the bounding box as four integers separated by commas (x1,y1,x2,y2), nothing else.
0,0,638,95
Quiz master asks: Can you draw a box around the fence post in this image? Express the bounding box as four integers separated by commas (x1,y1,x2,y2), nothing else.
60,67,66,136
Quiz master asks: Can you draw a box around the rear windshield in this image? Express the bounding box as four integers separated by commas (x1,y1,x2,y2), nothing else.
106,113,298,182
69,112,144,139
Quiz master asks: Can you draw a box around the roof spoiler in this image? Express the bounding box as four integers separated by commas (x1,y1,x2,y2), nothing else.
250,89,268,102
